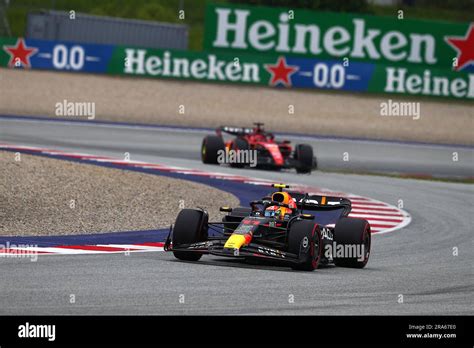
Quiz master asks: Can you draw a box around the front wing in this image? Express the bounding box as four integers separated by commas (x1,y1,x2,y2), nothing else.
256,154,317,170
167,239,302,264
255,154,297,169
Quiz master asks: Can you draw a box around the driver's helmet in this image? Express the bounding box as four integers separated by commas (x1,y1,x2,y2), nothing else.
264,191,296,220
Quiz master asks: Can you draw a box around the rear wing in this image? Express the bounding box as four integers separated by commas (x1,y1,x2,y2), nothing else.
216,126,253,137
266,191,352,217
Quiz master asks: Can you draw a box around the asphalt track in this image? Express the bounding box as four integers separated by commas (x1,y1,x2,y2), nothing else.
1,115,473,178
0,116,473,315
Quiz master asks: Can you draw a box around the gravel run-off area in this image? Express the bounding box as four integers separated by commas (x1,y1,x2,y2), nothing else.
0,151,239,236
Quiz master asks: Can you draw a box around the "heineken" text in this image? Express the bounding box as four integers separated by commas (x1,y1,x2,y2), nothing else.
124,49,260,83
211,7,437,65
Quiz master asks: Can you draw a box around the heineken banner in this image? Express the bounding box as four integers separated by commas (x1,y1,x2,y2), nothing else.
1,37,473,100
204,3,474,72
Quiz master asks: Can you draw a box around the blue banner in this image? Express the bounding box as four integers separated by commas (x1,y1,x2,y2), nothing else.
286,57,375,91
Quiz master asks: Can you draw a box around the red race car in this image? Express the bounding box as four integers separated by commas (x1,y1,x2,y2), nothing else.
201,123,317,173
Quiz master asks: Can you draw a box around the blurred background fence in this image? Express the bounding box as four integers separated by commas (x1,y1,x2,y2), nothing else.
26,10,187,49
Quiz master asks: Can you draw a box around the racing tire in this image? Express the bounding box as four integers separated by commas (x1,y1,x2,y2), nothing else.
288,220,322,271
230,138,249,168
172,209,208,261
295,144,314,174
333,217,371,268
201,135,225,164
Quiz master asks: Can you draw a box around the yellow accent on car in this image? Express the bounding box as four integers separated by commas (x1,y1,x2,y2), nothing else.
321,196,327,205
224,234,246,249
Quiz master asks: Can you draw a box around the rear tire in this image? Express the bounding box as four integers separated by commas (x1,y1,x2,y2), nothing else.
230,138,249,168
201,135,225,164
333,217,371,268
288,220,322,271
295,144,314,174
172,209,208,261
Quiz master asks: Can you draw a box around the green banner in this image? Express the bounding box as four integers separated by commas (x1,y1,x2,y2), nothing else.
369,65,473,98
204,3,474,73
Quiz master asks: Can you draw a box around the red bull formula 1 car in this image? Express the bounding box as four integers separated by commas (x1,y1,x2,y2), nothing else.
201,123,317,173
164,184,371,271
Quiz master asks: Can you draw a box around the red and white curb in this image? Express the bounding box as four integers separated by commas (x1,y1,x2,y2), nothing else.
0,242,164,256
0,143,411,256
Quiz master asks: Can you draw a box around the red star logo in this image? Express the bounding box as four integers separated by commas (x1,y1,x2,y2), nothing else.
264,56,298,87
445,24,474,71
3,38,38,68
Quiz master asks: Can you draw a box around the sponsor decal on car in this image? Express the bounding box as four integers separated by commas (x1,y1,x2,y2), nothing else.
257,246,286,258
321,227,334,241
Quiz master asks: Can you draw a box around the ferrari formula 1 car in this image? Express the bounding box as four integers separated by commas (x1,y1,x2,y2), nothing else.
164,184,371,271
201,123,317,173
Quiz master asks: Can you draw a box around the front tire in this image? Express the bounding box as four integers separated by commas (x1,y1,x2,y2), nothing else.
295,144,314,174
333,217,371,268
172,209,208,261
288,220,322,271
201,135,225,164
